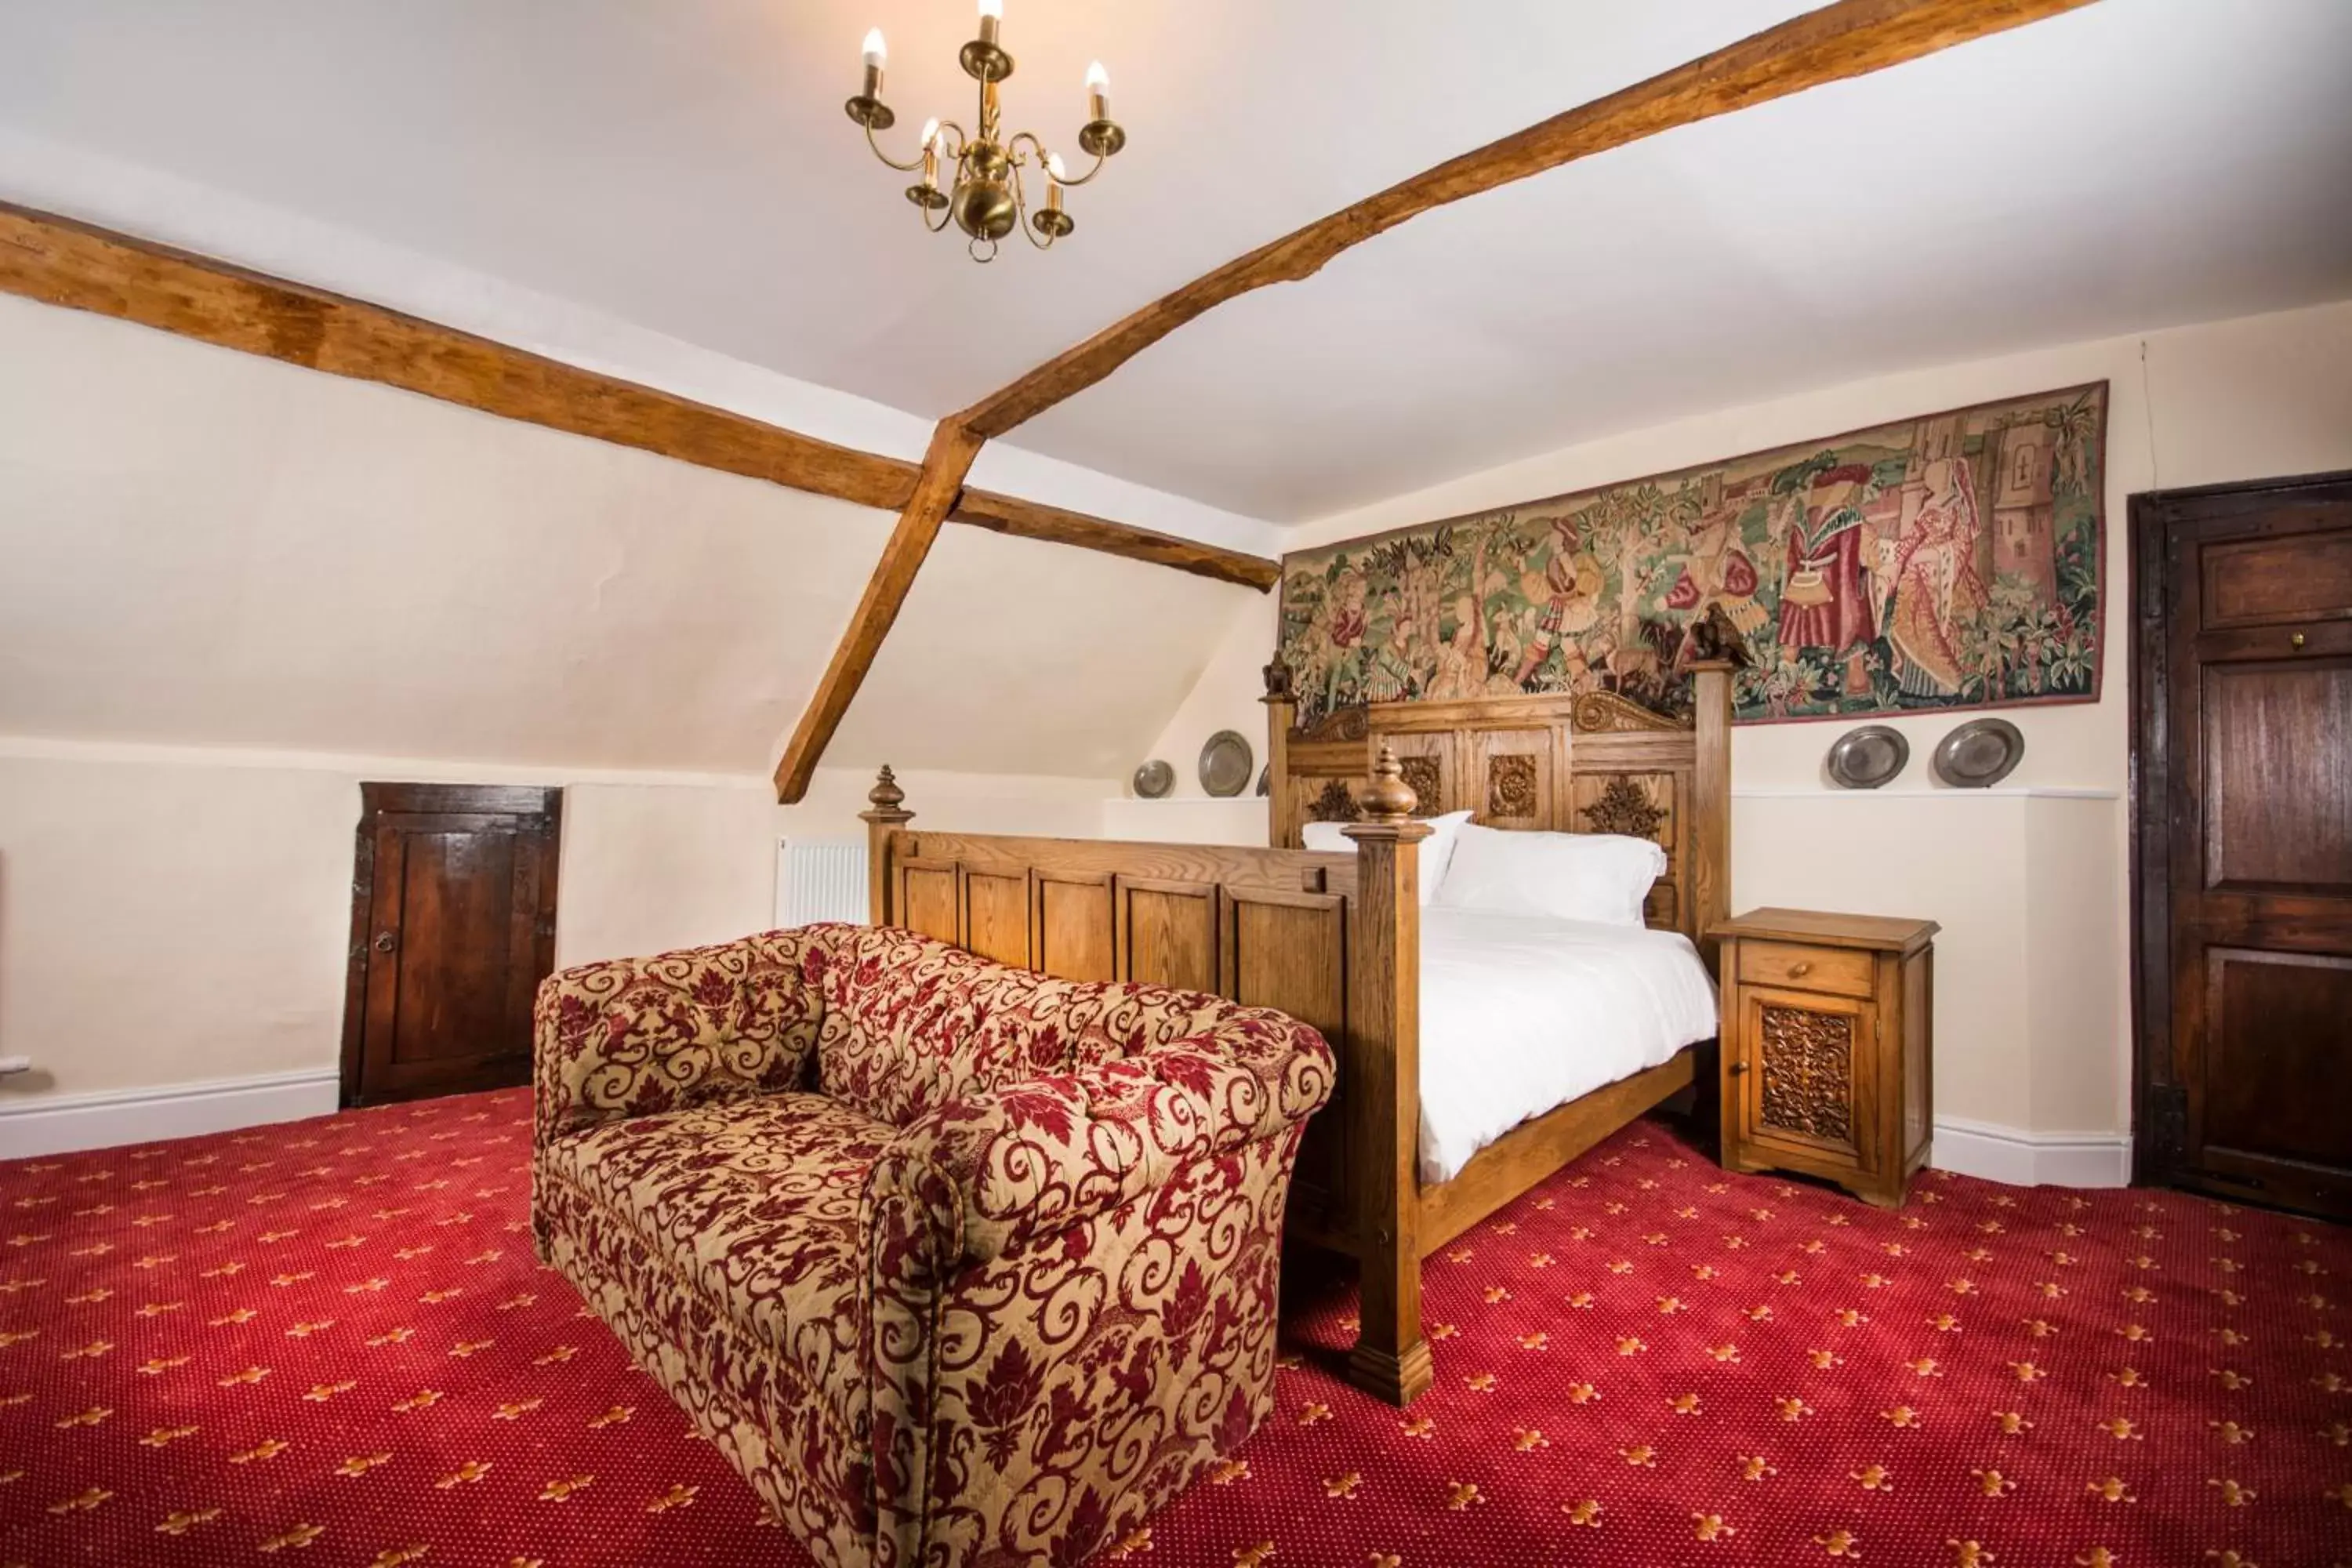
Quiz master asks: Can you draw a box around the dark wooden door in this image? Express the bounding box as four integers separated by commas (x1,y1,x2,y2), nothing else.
2132,471,2352,1218
341,784,561,1106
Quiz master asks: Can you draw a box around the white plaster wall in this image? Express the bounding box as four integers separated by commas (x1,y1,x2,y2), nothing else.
1149,298,2352,1138
0,742,1115,1111
555,780,781,970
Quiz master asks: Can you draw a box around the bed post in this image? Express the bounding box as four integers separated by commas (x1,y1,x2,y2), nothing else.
1261,656,1295,848
1341,742,1433,1406
859,764,913,926
1682,607,1743,971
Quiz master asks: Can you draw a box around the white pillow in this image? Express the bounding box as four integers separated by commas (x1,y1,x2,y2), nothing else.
1433,821,1665,927
1301,809,1473,906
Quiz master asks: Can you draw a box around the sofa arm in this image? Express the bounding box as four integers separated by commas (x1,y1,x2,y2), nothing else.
532,927,831,1145
865,1008,1333,1269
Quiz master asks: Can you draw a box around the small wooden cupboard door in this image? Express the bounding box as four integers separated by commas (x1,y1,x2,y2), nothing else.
343,784,560,1107
1735,985,1878,1174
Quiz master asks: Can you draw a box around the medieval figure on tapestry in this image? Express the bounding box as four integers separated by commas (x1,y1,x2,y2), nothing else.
1277,383,2105,727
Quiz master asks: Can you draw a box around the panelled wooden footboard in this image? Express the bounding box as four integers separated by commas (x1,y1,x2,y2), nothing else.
858,802,1388,1273
856,643,1737,1405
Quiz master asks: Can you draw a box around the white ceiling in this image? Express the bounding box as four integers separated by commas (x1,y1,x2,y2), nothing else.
2,0,2347,523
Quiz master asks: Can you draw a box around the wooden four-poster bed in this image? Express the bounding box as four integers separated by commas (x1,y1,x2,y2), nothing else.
858,625,1740,1406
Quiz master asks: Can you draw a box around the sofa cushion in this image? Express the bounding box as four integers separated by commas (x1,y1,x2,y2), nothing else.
537,1092,895,1432
813,926,1231,1128
535,929,826,1142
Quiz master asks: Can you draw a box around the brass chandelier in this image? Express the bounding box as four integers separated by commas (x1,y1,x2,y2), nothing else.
846,2,1126,262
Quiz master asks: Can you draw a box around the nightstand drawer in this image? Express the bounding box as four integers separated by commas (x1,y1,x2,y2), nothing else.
1736,939,1875,999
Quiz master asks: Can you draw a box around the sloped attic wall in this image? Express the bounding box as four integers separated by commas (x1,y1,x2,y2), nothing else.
0,294,1246,775
0,293,1256,1127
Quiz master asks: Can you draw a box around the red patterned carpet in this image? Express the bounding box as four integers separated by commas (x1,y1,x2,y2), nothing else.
4,1089,2348,1568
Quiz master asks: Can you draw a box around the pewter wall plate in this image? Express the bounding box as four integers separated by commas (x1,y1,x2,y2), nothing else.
1255,764,1271,798
1826,724,1909,789
1933,717,2025,788
1132,759,1174,799
1199,730,1254,798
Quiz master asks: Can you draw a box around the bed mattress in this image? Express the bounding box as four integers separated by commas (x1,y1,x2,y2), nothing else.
1417,906,1719,1183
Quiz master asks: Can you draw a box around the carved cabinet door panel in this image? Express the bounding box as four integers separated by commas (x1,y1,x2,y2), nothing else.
1733,985,1878,1174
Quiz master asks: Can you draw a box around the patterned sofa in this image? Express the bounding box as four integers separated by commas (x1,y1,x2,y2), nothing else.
530,923,1333,1568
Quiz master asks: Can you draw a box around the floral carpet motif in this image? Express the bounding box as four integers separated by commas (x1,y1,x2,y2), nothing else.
4,1088,2347,1567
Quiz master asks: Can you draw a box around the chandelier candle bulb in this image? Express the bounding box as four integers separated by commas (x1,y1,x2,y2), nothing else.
1085,60,1109,124
977,0,1001,49
860,27,886,98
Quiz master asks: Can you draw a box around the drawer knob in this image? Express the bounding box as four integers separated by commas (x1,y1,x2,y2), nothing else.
1729,1062,1749,1076
1788,960,1813,978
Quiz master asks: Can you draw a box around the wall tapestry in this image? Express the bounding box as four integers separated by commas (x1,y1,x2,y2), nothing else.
1278,382,2107,727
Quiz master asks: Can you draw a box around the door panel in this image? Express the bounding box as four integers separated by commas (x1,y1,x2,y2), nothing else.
343,786,560,1106
2200,660,2352,892
2199,947,2352,1174
1737,985,1875,1171
2136,474,2352,1219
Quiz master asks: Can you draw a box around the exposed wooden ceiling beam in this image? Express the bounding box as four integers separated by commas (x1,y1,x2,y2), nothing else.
773,419,983,804
956,0,2097,441
0,201,919,510
0,201,1279,588
949,488,1279,590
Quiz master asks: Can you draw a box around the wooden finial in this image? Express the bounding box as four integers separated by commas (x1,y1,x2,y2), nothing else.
1356,742,1419,822
1261,656,1295,703
859,764,912,825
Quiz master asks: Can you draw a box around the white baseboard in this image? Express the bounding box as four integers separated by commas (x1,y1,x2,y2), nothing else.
1931,1115,2132,1189
0,1066,342,1159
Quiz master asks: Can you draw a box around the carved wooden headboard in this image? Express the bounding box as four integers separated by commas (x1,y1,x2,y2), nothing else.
1262,666,1736,956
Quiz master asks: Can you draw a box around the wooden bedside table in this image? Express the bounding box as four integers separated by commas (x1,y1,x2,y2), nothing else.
1709,908,1938,1208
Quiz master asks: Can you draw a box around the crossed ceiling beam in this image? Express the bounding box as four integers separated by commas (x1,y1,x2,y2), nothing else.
773,0,2096,801
0,200,1279,587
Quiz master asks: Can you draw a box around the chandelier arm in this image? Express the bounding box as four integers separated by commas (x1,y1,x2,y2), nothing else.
862,122,929,173
1014,159,1056,250
921,200,955,235
1006,130,1048,168
934,120,970,158
1050,147,1111,189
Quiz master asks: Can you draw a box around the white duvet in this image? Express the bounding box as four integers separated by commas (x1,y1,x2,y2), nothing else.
1417,907,1719,1184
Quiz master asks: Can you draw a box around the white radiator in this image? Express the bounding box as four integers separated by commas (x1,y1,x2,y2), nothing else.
775,839,869,928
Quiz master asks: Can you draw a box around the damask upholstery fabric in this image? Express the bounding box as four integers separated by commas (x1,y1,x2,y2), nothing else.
534,927,827,1145
532,924,1334,1568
